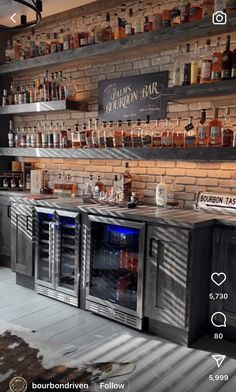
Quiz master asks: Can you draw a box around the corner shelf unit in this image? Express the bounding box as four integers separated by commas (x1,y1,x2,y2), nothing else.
0,13,236,76
0,147,235,161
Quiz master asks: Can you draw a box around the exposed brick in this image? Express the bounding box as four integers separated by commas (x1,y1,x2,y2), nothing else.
186,169,208,177
177,162,197,168
116,63,133,71
133,59,150,69
175,177,196,184
208,170,231,178
196,178,218,186
197,162,221,169
147,168,166,175
166,168,186,176
138,161,156,167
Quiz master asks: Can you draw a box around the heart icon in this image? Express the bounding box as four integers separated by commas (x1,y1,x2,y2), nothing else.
211,272,226,286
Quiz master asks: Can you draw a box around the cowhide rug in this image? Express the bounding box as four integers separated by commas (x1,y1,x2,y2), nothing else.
0,321,135,392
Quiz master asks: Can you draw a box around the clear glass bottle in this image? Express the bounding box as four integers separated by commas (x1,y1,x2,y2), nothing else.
191,41,201,84
8,120,15,148
72,123,81,149
42,123,48,148
86,119,93,149
211,37,222,82
161,118,173,147
92,119,99,148
185,116,196,148
80,123,88,148
200,39,212,83
99,122,106,148
182,43,191,85
152,120,162,147
173,117,185,147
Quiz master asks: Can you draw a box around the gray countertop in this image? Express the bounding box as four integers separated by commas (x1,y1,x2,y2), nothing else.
2,191,236,229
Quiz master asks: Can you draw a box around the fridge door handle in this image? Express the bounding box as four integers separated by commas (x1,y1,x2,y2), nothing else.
49,222,56,279
149,238,164,265
8,205,11,218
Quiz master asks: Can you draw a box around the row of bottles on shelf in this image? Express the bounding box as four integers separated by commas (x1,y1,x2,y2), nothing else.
2,71,75,106
7,109,236,149
4,0,236,63
174,35,236,85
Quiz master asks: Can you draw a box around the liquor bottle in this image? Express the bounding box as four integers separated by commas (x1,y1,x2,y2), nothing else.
8,83,15,105
143,16,153,33
30,126,36,148
95,15,103,43
173,45,181,86
59,122,68,148
152,120,162,147
225,0,236,12
156,175,168,207
85,174,94,198
43,70,51,101
221,35,233,80
173,117,184,147
167,179,178,206
5,38,14,63
180,0,190,24
142,115,152,147
182,44,191,85
40,170,53,195
53,123,60,148
86,119,93,149
102,12,112,41
99,122,106,148
231,47,236,79
123,120,133,148
54,173,63,194
63,174,72,196
2,89,8,106
209,107,222,147
202,0,214,17
94,175,104,198
132,120,143,148
161,118,173,147
72,123,80,148
26,128,31,148
191,41,200,84
121,162,132,201
200,39,212,83
134,0,143,33
211,37,222,82
185,116,196,147
88,18,96,45
105,121,114,147
222,107,234,147
197,109,209,147
113,120,123,148
125,9,133,36
8,120,15,148
189,4,202,20
171,7,181,26
92,119,99,148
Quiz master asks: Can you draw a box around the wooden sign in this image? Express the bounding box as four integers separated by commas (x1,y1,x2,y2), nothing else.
98,71,169,121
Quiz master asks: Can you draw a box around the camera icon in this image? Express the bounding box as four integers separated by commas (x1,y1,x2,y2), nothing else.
212,11,227,25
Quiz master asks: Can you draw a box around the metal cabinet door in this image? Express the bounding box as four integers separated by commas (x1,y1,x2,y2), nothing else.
11,203,34,276
0,198,11,257
145,225,190,328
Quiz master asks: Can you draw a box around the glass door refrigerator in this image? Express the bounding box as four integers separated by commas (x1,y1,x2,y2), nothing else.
35,207,80,306
85,215,145,329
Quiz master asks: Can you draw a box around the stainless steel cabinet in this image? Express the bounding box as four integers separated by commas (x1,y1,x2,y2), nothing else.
145,224,190,329
11,203,34,276
0,196,12,267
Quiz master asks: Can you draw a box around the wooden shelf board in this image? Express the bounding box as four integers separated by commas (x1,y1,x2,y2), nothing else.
0,100,88,115
0,147,235,161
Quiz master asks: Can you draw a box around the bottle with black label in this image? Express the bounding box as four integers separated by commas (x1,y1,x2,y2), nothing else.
8,120,15,148
221,35,233,80
121,162,132,201
182,44,191,85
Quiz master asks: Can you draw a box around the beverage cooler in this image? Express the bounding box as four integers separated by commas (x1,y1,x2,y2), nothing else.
85,215,145,329
35,207,80,306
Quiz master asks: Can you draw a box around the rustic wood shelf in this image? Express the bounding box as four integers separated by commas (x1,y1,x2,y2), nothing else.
0,13,236,76
0,147,235,161
0,100,88,115
165,79,236,103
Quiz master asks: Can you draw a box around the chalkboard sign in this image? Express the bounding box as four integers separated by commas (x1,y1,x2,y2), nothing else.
98,71,169,121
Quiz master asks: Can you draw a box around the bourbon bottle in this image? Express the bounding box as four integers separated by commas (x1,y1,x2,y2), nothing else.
209,107,222,147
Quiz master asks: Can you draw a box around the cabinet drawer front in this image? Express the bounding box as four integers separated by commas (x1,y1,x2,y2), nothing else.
145,225,190,328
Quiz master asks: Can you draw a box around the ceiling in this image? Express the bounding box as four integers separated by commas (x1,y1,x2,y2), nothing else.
0,0,94,27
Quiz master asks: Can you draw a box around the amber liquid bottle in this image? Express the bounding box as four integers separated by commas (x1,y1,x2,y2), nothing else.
221,35,233,80
122,162,132,201
209,107,222,147
197,109,209,147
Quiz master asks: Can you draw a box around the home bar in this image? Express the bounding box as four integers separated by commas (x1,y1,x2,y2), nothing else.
0,1,236,391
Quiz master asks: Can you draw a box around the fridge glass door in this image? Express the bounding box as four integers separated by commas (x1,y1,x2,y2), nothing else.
89,221,141,312
56,213,79,294
36,210,54,286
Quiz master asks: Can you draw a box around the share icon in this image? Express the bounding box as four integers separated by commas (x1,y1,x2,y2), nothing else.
212,354,226,368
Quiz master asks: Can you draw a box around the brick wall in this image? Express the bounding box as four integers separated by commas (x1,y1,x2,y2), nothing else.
12,1,236,206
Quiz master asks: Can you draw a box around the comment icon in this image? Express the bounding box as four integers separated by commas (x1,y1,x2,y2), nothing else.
211,312,227,328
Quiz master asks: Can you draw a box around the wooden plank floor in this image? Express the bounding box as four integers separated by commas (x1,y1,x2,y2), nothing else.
1,266,236,392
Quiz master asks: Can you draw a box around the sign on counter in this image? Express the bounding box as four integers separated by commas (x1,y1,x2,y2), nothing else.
196,192,236,213
98,71,169,121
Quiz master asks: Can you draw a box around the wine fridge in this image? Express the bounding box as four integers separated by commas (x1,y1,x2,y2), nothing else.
85,215,145,329
35,207,80,306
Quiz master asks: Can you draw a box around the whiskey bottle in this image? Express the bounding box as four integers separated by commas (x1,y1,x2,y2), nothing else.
222,107,234,147
197,109,209,147
200,39,212,83
8,120,15,148
92,119,99,148
211,37,222,82
161,118,173,147
231,47,236,79
180,0,190,24
142,115,152,147
113,120,123,148
221,35,233,80
209,107,222,147
191,41,200,84
105,121,115,148
94,175,104,198
99,122,106,148
182,44,191,85
86,119,93,149
123,120,133,148
173,117,185,147
185,116,196,147
121,162,132,202
72,123,81,148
